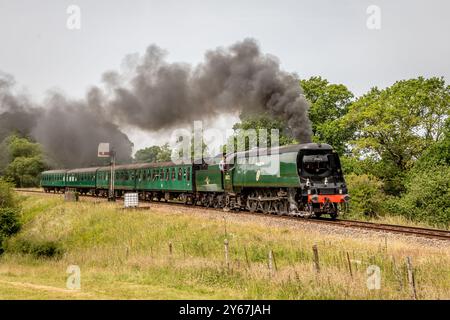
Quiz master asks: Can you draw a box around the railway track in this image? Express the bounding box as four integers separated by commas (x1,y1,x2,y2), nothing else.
15,188,450,241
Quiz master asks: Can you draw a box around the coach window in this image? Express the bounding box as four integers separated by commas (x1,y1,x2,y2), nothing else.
178,168,182,181
171,168,175,181
187,167,191,181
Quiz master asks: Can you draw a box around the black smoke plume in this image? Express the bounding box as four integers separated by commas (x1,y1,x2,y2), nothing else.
102,38,312,142
0,38,312,169
0,73,133,168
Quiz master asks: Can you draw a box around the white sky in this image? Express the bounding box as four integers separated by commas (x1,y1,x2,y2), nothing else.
1,0,449,153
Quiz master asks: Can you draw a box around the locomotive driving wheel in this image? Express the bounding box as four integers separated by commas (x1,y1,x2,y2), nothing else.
247,193,257,213
274,199,288,215
262,201,271,214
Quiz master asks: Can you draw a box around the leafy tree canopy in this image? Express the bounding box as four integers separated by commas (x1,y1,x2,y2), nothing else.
343,77,449,172
300,76,354,155
134,143,172,163
225,114,296,152
1,134,46,187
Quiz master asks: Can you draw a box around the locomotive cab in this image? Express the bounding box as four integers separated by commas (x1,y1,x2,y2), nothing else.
297,143,349,218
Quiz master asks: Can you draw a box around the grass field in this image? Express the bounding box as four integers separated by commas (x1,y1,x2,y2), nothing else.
0,193,449,299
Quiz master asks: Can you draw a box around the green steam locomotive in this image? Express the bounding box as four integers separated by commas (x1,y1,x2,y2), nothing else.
41,143,349,218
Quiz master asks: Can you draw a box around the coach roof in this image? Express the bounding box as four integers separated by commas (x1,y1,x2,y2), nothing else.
67,167,100,174
41,169,68,174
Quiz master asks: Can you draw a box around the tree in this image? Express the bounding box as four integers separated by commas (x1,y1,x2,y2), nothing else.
343,77,449,193
134,146,163,163
134,143,172,163
300,76,354,155
157,143,172,162
2,135,46,187
225,114,296,153
412,118,450,171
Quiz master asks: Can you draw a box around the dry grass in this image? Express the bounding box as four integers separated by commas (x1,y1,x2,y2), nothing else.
0,193,448,300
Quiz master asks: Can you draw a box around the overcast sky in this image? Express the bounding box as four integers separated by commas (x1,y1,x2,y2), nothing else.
1,0,449,151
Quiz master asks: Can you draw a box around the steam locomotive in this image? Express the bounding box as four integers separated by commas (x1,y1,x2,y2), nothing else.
41,143,349,218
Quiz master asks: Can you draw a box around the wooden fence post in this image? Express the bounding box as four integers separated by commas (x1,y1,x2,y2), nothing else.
223,216,227,237
406,257,418,300
224,239,229,271
312,244,320,273
346,252,353,278
169,242,173,256
272,250,278,272
244,246,250,269
268,250,274,277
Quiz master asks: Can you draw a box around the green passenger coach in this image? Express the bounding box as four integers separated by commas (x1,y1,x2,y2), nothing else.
41,170,67,193
66,167,98,194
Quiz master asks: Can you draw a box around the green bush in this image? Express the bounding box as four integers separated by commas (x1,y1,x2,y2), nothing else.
345,173,386,218
0,178,21,253
395,165,450,226
5,238,64,259
0,207,21,254
0,178,17,208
